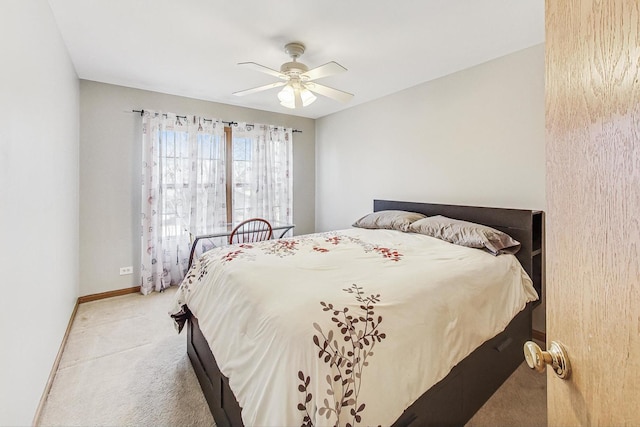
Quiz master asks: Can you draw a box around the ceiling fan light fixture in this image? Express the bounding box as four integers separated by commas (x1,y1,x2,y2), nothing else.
278,84,317,109
277,84,295,106
300,87,317,106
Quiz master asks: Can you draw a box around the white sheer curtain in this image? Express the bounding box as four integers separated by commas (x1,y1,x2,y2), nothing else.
231,123,293,227
140,111,226,295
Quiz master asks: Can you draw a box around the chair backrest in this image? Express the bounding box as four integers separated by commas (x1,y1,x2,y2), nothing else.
229,218,273,244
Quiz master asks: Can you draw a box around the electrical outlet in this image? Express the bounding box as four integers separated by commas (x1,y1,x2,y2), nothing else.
119,266,133,275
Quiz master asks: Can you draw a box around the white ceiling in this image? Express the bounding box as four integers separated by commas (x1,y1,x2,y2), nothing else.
47,0,544,119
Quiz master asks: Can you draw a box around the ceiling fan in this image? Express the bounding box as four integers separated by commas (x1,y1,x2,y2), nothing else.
233,42,354,109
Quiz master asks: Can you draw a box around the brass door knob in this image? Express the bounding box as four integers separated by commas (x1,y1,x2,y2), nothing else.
523,340,571,379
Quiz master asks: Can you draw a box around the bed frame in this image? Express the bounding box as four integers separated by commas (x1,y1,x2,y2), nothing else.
185,200,544,427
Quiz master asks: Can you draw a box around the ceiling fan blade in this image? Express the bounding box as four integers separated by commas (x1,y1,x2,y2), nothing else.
301,61,347,81
238,62,287,80
233,81,286,97
305,82,354,103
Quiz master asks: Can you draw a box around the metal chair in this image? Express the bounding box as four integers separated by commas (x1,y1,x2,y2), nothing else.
229,218,273,244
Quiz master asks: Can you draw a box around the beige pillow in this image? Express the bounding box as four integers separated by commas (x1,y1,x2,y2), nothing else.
352,210,426,232
409,215,521,255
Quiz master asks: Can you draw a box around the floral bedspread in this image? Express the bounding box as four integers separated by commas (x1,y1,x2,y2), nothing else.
170,228,538,426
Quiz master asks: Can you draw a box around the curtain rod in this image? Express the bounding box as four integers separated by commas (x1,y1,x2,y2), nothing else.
132,110,302,133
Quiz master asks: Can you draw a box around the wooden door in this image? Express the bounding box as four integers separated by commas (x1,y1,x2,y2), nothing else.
546,0,640,425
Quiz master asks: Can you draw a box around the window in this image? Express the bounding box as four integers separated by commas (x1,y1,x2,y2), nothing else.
226,123,293,226
141,112,293,292
158,125,225,237
228,129,254,222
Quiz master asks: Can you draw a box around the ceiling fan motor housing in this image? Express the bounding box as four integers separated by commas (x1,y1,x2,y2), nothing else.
281,42,308,78
280,61,309,77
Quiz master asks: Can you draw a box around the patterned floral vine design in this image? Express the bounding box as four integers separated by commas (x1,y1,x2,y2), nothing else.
181,254,216,292
309,233,403,263
372,247,402,262
297,284,386,427
326,235,342,246
218,232,403,263
262,238,300,257
221,249,244,263
220,244,256,264
170,254,219,332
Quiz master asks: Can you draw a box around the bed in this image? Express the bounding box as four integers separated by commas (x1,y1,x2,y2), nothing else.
170,200,544,427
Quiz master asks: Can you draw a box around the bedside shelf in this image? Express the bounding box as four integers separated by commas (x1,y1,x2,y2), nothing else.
529,211,544,308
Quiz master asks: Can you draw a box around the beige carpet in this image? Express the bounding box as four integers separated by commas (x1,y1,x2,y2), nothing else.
39,288,214,426
466,360,547,426
39,288,546,426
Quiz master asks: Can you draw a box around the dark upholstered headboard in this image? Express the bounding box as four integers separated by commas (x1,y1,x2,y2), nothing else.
373,200,544,305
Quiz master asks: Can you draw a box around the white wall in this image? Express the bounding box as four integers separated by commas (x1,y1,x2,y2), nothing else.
79,81,315,296
316,44,545,229
315,44,545,330
0,1,80,425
